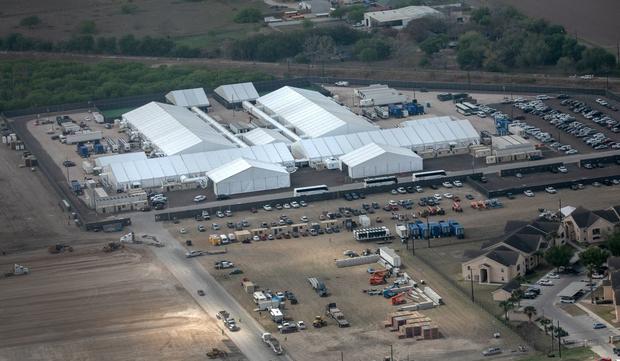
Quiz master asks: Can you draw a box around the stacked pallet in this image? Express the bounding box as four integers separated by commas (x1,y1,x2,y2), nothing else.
384,311,439,340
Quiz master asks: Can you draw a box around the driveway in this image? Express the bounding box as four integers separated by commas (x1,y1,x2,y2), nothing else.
522,271,619,357
130,212,292,361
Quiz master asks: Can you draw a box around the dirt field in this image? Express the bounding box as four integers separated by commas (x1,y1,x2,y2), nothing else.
482,0,620,51
0,245,238,361
0,0,268,44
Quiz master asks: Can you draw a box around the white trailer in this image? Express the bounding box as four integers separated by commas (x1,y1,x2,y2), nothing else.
65,131,103,144
374,106,389,119
358,215,371,228
379,247,401,268
106,138,119,152
395,224,408,239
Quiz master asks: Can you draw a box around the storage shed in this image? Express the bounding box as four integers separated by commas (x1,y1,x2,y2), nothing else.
339,142,423,179
207,157,290,196
165,88,210,109
214,82,259,108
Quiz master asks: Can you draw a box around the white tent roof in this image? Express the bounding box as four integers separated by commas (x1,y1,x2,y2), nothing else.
355,84,407,105
365,5,441,23
243,128,292,146
291,117,479,160
122,102,236,155
207,157,288,183
257,86,377,138
94,152,147,168
214,82,259,103
340,142,421,168
165,88,210,107
107,143,294,188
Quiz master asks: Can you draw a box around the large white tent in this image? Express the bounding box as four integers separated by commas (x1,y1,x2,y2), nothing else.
256,86,377,138
214,82,259,106
165,88,210,108
242,127,292,146
105,143,294,190
208,158,290,196
122,102,236,156
291,116,479,161
339,142,423,179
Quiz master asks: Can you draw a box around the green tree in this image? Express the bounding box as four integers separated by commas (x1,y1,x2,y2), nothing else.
456,31,488,70
20,16,41,28
470,7,491,26
302,19,314,29
330,7,347,19
78,20,97,34
303,35,335,64
499,299,514,322
121,3,139,14
580,246,610,303
544,245,573,271
511,289,524,308
524,306,537,323
419,34,448,56
607,232,620,257
347,6,365,23
234,8,262,23
578,47,616,73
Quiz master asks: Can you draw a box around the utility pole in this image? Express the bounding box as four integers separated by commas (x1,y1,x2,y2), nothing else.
341,351,344,361
411,236,415,256
426,215,430,248
557,320,562,358
390,345,393,361
470,268,475,302
550,318,554,355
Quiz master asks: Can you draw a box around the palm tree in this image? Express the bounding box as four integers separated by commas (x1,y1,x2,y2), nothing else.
499,300,514,322
524,306,537,323
511,289,524,308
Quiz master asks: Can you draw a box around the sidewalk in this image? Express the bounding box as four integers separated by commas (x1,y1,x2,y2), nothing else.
575,302,620,333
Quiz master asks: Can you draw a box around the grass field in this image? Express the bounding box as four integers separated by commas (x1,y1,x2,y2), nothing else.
101,107,134,120
516,347,598,361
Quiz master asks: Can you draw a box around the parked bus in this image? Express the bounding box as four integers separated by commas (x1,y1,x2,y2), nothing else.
462,102,479,112
455,103,472,116
293,185,329,197
412,170,447,182
364,176,398,188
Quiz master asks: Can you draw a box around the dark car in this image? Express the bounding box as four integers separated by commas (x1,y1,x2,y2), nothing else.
506,193,515,200
217,194,231,200
430,184,439,190
63,160,76,167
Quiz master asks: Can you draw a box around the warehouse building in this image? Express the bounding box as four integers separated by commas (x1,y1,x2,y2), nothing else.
242,127,292,146
291,117,478,164
214,82,259,108
102,143,294,191
256,86,377,138
165,88,210,109
207,157,290,196
354,84,408,106
122,102,237,156
339,142,423,179
364,6,442,29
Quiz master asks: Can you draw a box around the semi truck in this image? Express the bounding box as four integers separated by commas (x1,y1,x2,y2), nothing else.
326,303,350,328
308,277,328,297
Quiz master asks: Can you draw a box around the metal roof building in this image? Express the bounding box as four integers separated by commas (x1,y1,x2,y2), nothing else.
354,84,408,106
105,143,294,190
122,102,237,156
242,128,292,146
339,142,423,179
291,117,479,161
364,6,442,28
214,82,259,108
165,88,210,108
207,157,290,196
94,152,147,168
256,86,378,138
491,135,535,157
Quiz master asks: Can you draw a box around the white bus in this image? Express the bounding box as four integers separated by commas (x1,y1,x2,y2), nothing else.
364,176,398,188
293,185,329,197
455,103,472,116
412,170,447,182
462,102,479,112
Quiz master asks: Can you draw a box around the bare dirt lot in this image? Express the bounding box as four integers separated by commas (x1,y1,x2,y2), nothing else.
0,245,237,361
0,0,268,44
484,0,620,51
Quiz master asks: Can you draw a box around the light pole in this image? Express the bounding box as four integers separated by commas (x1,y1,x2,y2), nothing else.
470,268,475,302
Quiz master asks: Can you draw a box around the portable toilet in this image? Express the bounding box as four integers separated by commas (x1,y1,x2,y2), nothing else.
78,145,89,158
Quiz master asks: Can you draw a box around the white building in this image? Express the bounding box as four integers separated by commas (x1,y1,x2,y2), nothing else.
122,102,236,156
165,88,210,109
364,6,442,29
214,82,259,108
242,127,292,146
339,142,423,179
354,84,408,106
256,86,377,138
207,158,290,196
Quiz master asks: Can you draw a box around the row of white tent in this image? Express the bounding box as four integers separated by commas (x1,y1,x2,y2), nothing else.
290,116,479,161
102,143,294,190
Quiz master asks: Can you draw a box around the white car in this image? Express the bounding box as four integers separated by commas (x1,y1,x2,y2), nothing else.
290,201,300,208
442,182,453,188
557,166,568,173
263,204,272,211
252,235,260,241
524,190,535,197
216,211,225,218
300,216,308,222
453,180,463,187
477,111,487,118
545,187,557,194
179,228,187,234
433,194,442,201
537,279,554,286
547,272,560,279
297,321,306,330
443,193,454,199
283,203,291,209
193,194,207,202
592,273,605,279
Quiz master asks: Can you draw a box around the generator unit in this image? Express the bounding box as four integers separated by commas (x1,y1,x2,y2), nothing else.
353,226,392,242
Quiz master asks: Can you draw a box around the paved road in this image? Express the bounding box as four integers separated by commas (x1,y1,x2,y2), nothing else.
521,271,619,357
129,212,292,361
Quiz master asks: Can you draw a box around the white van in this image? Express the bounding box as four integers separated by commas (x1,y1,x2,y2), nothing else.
220,234,229,244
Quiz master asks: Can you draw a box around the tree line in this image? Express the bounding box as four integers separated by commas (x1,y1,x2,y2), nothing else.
0,33,202,58
0,60,271,111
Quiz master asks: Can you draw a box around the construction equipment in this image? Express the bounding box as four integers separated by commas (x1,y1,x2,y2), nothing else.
312,315,327,328
48,244,74,254
326,302,350,328
103,241,123,252
391,292,407,306
206,348,227,359
370,269,390,285
5,264,29,277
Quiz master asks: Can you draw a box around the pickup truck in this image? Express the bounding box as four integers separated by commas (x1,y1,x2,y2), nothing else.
216,310,239,331
215,260,234,269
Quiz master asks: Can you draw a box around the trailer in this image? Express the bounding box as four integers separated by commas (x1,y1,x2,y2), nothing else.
65,131,103,144
449,220,465,239
395,224,408,239
374,106,389,119
379,247,401,268
117,138,131,152
353,226,392,242
358,215,371,228
106,138,119,152
326,303,350,328
362,108,377,120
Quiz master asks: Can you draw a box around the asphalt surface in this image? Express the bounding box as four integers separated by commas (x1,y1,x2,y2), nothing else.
129,212,292,361
521,271,619,357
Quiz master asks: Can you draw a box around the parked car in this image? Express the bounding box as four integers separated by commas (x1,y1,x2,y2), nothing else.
593,322,607,329
545,186,557,194
442,181,453,188
524,190,535,197
193,194,207,202
482,347,502,356
197,290,205,296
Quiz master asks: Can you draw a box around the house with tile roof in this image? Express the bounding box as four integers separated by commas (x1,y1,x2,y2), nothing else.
462,246,526,284
560,206,620,244
602,256,620,321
